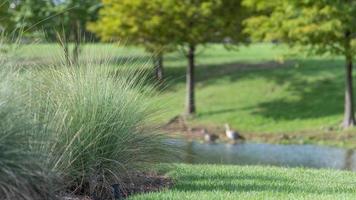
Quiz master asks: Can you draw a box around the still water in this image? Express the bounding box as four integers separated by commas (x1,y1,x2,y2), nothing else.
174,141,356,171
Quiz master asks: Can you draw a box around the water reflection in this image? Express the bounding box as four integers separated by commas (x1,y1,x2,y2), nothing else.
177,141,356,171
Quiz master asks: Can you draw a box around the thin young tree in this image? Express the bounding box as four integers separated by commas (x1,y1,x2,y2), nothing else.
52,0,100,65
91,0,245,115
164,0,245,115
88,0,175,82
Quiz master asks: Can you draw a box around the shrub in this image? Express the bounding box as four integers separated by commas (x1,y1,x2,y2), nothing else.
0,66,58,200
27,63,172,198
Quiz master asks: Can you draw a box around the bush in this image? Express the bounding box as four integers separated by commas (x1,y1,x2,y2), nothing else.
27,63,172,198
0,66,58,200
0,37,174,198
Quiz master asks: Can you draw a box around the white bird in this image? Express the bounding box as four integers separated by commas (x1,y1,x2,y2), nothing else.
201,129,218,143
224,123,244,141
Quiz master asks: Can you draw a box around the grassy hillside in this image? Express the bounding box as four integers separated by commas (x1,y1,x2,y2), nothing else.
160,44,346,134
17,43,356,143
129,164,356,200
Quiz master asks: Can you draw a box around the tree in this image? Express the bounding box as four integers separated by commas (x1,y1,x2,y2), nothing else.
243,0,356,128
51,0,101,65
167,0,245,115
88,0,175,82
91,0,245,115
10,0,100,65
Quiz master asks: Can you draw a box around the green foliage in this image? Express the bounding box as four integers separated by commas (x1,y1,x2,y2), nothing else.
90,0,245,52
50,0,101,40
1,35,174,198
26,63,173,197
243,0,356,56
0,1,13,31
162,0,245,47
129,164,356,200
12,43,356,147
0,57,58,200
243,0,356,128
89,0,172,52
0,102,57,200
91,0,247,114
11,0,54,31
14,43,356,146
10,0,100,41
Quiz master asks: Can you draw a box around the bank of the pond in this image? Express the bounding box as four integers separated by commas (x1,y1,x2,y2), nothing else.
129,164,356,200
165,117,356,149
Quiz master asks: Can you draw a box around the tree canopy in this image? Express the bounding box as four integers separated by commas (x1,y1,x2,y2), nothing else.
0,1,13,32
243,0,356,127
243,0,356,55
90,0,245,50
89,0,173,53
9,0,100,39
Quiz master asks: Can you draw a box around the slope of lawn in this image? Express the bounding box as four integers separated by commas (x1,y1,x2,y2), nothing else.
18,43,356,142
159,44,348,134
129,164,356,200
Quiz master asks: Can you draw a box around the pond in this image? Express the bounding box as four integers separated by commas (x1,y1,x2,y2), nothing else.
173,141,356,171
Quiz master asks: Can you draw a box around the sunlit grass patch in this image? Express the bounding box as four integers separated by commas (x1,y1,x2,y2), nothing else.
129,164,356,200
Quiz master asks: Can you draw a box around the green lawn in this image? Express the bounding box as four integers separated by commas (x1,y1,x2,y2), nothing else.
16,43,356,144
159,44,347,134
129,164,356,200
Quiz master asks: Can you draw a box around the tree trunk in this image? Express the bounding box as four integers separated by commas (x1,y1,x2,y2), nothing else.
186,44,196,115
63,42,71,66
154,53,164,82
72,21,81,66
72,41,80,66
342,31,355,128
342,54,355,128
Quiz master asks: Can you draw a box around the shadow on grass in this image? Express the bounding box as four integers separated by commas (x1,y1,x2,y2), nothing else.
166,58,346,121
248,77,343,120
173,172,355,195
90,54,348,122
241,60,345,121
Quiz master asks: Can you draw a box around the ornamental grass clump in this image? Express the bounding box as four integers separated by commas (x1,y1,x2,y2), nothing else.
28,62,172,198
0,66,58,200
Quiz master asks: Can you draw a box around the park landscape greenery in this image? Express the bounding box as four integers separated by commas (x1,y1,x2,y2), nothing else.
243,0,356,128
0,43,174,199
128,164,356,200
0,0,356,199
89,0,246,114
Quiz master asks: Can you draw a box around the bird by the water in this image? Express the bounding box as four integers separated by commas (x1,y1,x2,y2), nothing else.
224,123,244,141
201,129,218,143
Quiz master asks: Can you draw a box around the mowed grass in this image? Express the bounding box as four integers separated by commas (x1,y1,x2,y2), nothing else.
17,43,354,135
129,164,356,200
161,44,350,135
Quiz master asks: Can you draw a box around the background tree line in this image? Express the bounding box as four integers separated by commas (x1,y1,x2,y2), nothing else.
0,0,100,64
